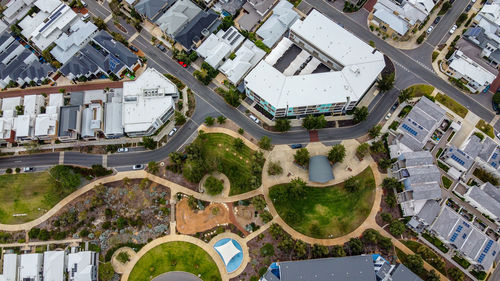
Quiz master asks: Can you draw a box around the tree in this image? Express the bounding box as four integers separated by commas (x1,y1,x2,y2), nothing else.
294,148,310,167
238,128,244,134
384,192,397,208
204,176,224,195
381,213,393,223
260,243,275,257
381,177,403,191
362,229,380,245
217,115,226,124
288,178,306,200
233,138,244,151
98,263,114,281
448,268,464,281
356,143,370,159
406,254,424,275
275,118,291,132
141,136,157,150
399,88,413,103
251,196,266,211
312,244,329,258
368,125,382,138
294,240,307,258
389,220,405,236
258,136,271,150
205,116,215,126
187,195,197,210
302,115,327,130
345,238,364,255
344,176,361,192
267,161,283,175
260,210,273,223
219,15,234,31
353,106,369,123
328,144,346,163
331,245,346,257
377,72,395,92
182,159,206,183
147,161,159,174
93,17,107,30
116,251,130,264
49,165,81,192
174,111,186,126
427,270,440,281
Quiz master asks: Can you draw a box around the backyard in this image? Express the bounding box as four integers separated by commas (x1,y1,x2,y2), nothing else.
270,167,376,238
128,241,221,281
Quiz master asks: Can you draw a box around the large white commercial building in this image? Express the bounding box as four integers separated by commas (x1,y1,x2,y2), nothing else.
244,9,385,118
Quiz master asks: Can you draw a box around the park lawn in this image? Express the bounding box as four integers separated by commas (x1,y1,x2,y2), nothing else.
435,93,468,118
202,133,261,195
407,84,435,97
476,120,495,139
129,241,221,281
271,167,375,238
0,172,57,224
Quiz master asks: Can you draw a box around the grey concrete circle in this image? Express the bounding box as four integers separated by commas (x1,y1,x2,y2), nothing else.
152,271,203,281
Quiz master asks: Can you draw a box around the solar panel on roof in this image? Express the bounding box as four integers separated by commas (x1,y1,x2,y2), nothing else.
230,34,241,45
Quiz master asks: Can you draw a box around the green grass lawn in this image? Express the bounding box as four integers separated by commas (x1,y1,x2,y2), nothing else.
129,241,221,281
201,133,262,195
406,84,435,97
476,120,495,139
435,93,468,118
270,167,375,238
441,176,453,189
0,172,59,224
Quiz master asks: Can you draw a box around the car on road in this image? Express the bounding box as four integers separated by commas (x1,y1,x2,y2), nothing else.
23,167,34,172
497,132,500,139
465,4,472,12
449,24,457,34
249,114,260,124
177,61,188,68
434,16,441,24
391,102,399,111
81,0,87,7
132,164,144,170
385,112,392,120
129,45,139,53
156,44,166,52
168,127,178,136
426,25,434,34
291,144,303,149
117,147,129,153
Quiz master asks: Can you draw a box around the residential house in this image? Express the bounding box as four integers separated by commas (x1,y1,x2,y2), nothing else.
431,206,500,270
440,145,476,174
0,254,18,281
134,0,174,22
57,105,81,142
3,0,35,24
446,50,496,92
219,39,266,85
174,9,220,51
245,9,385,118
81,102,103,140
238,0,275,31
67,250,98,281
464,182,500,222
19,253,43,281
407,200,442,233
392,151,442,216
0,97,22,143
50,19,98,64
14,95,44,141
196,26,245,68
155,0,201,38
460,135,500,178
34,93,64,141
122,68,177,136
392,97,446,153
91,31,141,74
43,251,65,281
212,0,246,16
104,89,124,139
256,0,299,48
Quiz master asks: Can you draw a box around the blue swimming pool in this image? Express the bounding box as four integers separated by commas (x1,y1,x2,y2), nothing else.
213,238,243,273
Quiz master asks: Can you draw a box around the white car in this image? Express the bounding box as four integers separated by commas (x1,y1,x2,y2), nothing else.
117,147,129,153
449,24,457,34
249,114,260,124
385,113,392,120
81,13,90,21
426,26,434,34
132,164,144,170
168,127,178,136
23,167,34,172
496,132,500,139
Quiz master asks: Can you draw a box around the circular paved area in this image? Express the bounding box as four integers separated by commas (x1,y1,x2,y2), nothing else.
152,271,202,281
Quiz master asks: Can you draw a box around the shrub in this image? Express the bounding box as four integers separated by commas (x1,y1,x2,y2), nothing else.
258,136,271,150
5,168,12,174
294,148,309,167
267,161,283,175
204,176,224,195
328,144,346,163
116,251,130,264
416,32,426,44
260,243,275,256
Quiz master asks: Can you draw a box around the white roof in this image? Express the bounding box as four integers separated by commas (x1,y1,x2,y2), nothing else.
3,0,35,23
49,93,64,108
245,10,385,109
219,39,266,85
2,97,22,111
81,103,103,137
122,68,176,133
34,113,57,137
51,19,98,64
373,3,409,35
104,97,123,136
14,114,32,138
256,0,299,47
479,1,500,25
376,0,427,24
409,0,435,14
214,239,241,266
83,90,106,104
196,27,245,68
23,95,44,116
450,50,497,86
19,253,43,281
0,254,18,281
67,251,96,281
43,251,65,281
155,0,201,36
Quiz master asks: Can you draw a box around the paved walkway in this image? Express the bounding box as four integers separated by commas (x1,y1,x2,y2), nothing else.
0,81,123,97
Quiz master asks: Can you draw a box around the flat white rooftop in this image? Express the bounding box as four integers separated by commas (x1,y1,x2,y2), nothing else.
0,254,18,281
43,251,65,281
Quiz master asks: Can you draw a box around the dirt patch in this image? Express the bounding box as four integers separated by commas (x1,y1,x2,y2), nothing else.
376,189,402,228
161,164,199,191
176,199,230,234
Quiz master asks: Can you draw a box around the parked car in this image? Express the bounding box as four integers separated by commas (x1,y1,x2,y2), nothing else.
449,0,455,4
391,102,399,111
168,127,178,136
132,164,144,170
249,114,260,124
426,26,434,34
81,13,90,21
290,144,303,149
496,132,500,139
23,167,34,172
434,16,441,24
177,61,188,68
465,4,472,11
128,45,139,52
385,112,392,120
449,24,457,34
117,147,129,152
81,0,87,7
156,44,166,52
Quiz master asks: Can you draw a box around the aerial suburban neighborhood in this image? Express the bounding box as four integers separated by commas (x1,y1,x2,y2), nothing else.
1,0,500,281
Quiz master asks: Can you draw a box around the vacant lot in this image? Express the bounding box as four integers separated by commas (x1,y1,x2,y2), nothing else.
129,241,221,281
435,93,468,118
406,84,435,97
271,167,376,238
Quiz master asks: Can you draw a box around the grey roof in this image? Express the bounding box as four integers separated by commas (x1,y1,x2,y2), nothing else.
442,146,475,170
60,50,99,77
278,256,377,281
410,183,442,201
175,10,220,50
155,0,201,37
256,0,299,47
467,183,500,218
134,0,170,20
463,135,483,158
404,165,441,185
104,100,123,136
58,106,80,137
215,0,245,15
239,2,264,31
92,31,138,67
397,150,434,167
398,97,446,151
248,0,275,15
390,264,422,281
416,200,441,225
375,261,393,280
308,155,334,183
262,271,280,281
478,138,500,171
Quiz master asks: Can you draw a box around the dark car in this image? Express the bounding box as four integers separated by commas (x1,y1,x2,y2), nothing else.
465,4,472,12
449,0,455,3
434,16,441,24
156,44,166,52
128,45,138,52
290,144,303,149
391,102,399,111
